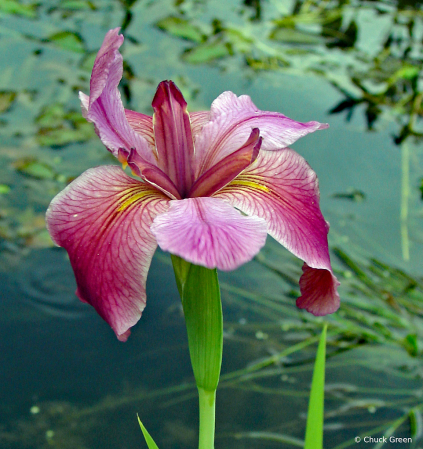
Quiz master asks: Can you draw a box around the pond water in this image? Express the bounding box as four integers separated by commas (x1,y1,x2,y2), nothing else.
1,1,423,448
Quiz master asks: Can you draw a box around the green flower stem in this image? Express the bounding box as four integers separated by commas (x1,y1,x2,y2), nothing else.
198,388,216,449
171,255,223,449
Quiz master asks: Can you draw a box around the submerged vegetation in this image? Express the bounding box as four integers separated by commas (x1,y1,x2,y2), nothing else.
1,245,423,447
0,0,423,448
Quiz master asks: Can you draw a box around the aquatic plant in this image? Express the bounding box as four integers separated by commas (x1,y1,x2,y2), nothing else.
46,28,339,341
46,27,339,449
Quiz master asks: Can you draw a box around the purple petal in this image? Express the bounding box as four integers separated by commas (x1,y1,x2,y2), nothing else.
46,165,169,340
188,128,262,198
194,91,328,176
152,81,195,197
80,28,156,165
214,148,339,314
150,197,267,271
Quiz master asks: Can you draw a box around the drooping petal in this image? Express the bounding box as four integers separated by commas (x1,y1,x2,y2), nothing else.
297,263,340,316
188,128,262,198
80,28,156,165
150,197,267,271
194,90,328,176
214,148,339,314
46,165,169,341
152,81,195,197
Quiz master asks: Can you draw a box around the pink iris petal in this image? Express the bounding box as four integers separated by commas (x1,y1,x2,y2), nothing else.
46,165,169,341
297,263,340,315
150,197,268,271
189,110,210,137
125,109,155,147
88,28,124,105
189,128,262,198
79,28,156,165
214,148,340,314
194,90,328,176
127,148,181,200
152,81,195,197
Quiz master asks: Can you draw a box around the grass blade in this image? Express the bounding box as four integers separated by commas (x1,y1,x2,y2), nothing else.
137,415,160,449
304,324,327,449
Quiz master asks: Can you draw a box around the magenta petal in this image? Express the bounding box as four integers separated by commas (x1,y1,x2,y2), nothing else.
46,165,168,340
127,148,181,200
150,197,267,271
194,91,328,176
80,28,156,165
297,263,340,316
215,148,339,314
188,128,262,198
152,81,195,197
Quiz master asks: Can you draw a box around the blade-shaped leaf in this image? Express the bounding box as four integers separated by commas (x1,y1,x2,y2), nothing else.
171,255,223,392
137,415,160,449
304,324,327,449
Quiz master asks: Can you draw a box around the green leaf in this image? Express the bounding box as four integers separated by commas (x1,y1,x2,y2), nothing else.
59,0,95,10
137,415,160,449
404,333,418,357
36,123,94,147
0,91,16,113
0,0,38,17
36,103,65,128
0,184,10,194
14,158,56,180
171,255,223,391
183,41,230,64
156,16,204,43
304,324,327,449
395,66,419,81
270,27,323,44
48,31,85,53
79,51,97,72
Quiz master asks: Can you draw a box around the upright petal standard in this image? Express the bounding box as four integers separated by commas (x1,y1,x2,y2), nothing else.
46,27,340,341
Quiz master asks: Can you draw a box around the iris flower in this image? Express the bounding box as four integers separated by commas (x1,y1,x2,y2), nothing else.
46,28,340,342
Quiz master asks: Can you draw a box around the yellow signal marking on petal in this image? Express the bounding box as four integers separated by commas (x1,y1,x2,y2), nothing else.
118,190,152,212
117,152,128,169
228,179,270,192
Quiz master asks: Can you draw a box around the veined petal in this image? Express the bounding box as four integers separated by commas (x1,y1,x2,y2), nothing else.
127,148,181,200
188,128,262,198
189,110,210,138
152,81,195,197
46,165,169,340
80,28,156,165
88,28,124,105
215,148,339,314
194,91,328,176
297,263,340,316
150,197,267,271
125,109,155,146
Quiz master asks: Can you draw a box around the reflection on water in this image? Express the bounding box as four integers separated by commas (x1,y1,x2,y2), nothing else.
1,0,423,448
12,249,87,319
